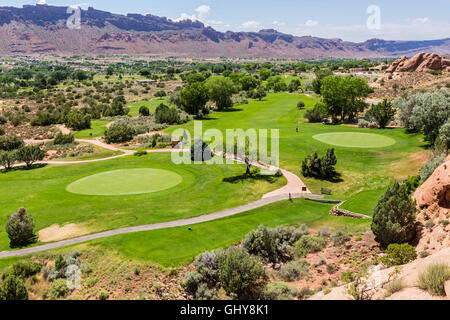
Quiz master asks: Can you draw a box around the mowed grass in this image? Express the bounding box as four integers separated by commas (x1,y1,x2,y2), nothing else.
340,189,385,216
127,98,174,117
74,120,110,139
66,168,183,196
167,93,426,197
5,198,369,267
313,132,396,148
0,153,286,251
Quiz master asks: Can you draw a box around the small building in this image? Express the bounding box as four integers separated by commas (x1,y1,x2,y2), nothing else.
136,79,157,84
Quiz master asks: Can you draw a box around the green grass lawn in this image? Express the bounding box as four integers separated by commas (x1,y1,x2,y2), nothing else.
340,189,385,216
313,132,396,148
52,144,123,162
0,153,285,251
127,98,174,117
0,198,370,268
74,120,110,139
167,93,426,197
66,168,183,196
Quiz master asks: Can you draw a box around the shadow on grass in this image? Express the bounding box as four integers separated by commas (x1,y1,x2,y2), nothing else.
218,107,244,113
1,163,47,174
223,174,278,184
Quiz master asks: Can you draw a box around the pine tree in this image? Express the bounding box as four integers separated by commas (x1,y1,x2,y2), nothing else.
371,181,417,247
321,148,337,179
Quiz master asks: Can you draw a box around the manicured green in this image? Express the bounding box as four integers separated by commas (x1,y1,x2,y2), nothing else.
340,189,385,216
66,168,183,196
312,132,396,148
74,120,110,139
127,98,175,117
167,93,425,197
0,153,285,251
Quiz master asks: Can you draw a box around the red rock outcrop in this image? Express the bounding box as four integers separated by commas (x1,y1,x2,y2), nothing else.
386,53,450,73
414,154,450,214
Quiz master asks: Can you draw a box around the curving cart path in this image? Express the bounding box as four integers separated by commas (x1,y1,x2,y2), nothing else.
0,139,313,258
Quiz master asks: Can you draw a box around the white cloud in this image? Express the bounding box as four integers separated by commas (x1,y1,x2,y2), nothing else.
304,20,319,27
413,17,431,24
172,5,211,23
239,20,262,31
195,5,211,22
272,21,286,27
37,0,47,4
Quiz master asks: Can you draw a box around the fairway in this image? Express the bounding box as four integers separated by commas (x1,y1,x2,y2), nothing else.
312,132,396,148
66,168,183,196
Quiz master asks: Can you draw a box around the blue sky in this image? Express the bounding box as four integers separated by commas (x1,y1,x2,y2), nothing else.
1,0,449,41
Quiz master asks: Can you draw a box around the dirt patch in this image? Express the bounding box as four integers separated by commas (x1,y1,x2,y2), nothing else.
389,150,432,179
38,224,89,242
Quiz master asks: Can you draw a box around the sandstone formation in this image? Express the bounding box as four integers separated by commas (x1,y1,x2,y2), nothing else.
386,52,450,73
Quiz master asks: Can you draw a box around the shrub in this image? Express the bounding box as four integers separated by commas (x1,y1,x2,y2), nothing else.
138,106,150,117
358,119,378,129
0,127,4,136
2,262,41,280
65,111,91,131
331,228,350,246
326,264,335,274
385,278,403,296
47,279,71,299
98,290,109,300
341,270,354,283
182,251,220,300
16,145,45,168
104,124,135,144
420,153,446,182
0,150,18,170
53,132,74,145
418,264,450,296
293,235,327,258
5,207,37,248
134,149,148,157
190,139,212,162
0,275,28,300
155,104,180,124
263,282,297,300
302,149,337,180
0,135,24,151
279,260,309,281
297,101,305,109
304,102,327,123
371,181,417,247
218,247,267,300
382,243,417,266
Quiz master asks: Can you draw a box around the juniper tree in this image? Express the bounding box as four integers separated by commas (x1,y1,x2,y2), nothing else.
5,207,37,248
371,181,417,247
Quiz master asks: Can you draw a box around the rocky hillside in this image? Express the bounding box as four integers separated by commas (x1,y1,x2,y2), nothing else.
386,53,450,73
1,4,450,57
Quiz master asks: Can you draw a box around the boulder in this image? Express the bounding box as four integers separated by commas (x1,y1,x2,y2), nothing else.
385,52,450,73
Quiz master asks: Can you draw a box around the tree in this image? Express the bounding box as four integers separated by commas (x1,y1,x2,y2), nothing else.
103,96,128,117
366,99,396,129
259,68,272,81
65,111,91,131
321,75,371,122
104,124,135,144
180,82,209,116
301,149,337,180
240,75,258,92
0,275,28,300
190,139,212,162
321,148,337,179
154,90,167,99
297,100,305,109
288,78,302,93
0,150,18,170
304,102,327,123
155,104,180,124
5,207,37,248
312,68,333,94
0,136,24,151
371,181,417,247
218,247,267,300
205,76,235,110
139,106,150,117
253,86,267,101
16,146,45,168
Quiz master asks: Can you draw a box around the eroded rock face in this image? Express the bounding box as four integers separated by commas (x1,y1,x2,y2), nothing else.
414,155,450,213
386,52,450,73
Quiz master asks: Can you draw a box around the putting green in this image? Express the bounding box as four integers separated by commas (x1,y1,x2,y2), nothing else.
312,132,396,148
66,168,183,196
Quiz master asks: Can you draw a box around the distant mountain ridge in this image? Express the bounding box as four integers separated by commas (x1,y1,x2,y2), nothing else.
0,4,449,58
